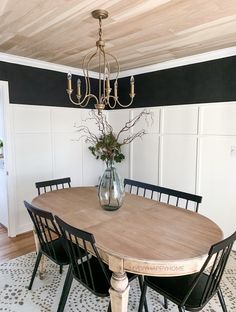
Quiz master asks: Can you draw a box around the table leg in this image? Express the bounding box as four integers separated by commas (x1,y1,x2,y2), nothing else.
33,228,45,279
109,272,130,312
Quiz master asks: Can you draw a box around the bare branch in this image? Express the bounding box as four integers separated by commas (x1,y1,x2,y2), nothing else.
116,109,151,141
75,109,151,163
121,130,146,145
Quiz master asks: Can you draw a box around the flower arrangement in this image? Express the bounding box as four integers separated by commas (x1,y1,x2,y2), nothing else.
76,110,151,167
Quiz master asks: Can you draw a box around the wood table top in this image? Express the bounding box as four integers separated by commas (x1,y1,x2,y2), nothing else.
32,186,223,276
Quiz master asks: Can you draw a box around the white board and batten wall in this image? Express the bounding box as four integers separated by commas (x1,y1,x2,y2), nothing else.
7,104,104,235
4,100,236,248
109,103,236,248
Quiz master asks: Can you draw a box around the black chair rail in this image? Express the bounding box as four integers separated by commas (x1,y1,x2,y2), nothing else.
139,231,236,312
55,215,112,312
24,201,71,290
35,177,71,195
124,178,202,212
55,215,147,312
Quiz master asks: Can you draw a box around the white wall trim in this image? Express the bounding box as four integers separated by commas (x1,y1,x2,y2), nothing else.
0,52,99,79
1,81,17,237
17,222,33,235
1,46,236,81
113,46,236,78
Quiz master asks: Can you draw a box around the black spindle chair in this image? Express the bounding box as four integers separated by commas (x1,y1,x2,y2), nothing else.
24,201,75,289
35,177,71,195
139,231,236,312
124,178,202,213
55,215,146,312
124,178,202,309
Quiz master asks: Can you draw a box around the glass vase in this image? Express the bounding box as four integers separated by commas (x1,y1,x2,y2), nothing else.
98,161,125,211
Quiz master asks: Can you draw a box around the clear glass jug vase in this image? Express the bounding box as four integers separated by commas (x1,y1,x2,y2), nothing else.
98,161,125,211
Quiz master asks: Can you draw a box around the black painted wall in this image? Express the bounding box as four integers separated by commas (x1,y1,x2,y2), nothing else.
118,56,236,108
0,56,236,109
0,61,98,108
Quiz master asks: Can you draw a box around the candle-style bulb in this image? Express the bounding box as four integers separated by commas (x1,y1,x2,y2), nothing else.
114,80,118,98
67,72,72,91
67,72,72,80
130,76,135,97
77,78,81,98
105,67,108,76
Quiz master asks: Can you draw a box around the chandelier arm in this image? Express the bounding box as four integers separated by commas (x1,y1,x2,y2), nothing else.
72,51,94,107
69,93,88,107
99,45,102,102
107,52,135,108
105,52,120,81
99,94,116,109
68,48,99,107
82,54,89,98
114,96,135,108
101,47,110,106
102,49,106,106
69,93,99,108
87,93,99,103
86,48,99,83
101,47,117,109
104,95,134,109
76,48,99,107
106,95,118,109
104,52,121,107
82,50,96,95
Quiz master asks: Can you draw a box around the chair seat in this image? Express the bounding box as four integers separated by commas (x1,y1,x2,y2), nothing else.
145,273,212,310
41,238,85,266
73,256,137,297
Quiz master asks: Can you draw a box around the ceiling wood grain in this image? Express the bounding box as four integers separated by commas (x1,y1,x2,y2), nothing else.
0,0,236,72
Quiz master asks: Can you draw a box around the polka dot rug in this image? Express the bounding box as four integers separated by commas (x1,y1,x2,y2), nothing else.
0,252,235,311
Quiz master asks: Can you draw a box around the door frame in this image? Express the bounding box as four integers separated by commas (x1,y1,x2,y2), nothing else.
0,80,17,237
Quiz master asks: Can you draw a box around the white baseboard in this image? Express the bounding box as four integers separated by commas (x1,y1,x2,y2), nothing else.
16,222,33,236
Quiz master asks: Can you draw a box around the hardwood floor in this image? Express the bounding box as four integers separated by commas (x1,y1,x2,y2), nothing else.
0,225,35,262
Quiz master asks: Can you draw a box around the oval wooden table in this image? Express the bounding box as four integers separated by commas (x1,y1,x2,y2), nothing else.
32,186,223,312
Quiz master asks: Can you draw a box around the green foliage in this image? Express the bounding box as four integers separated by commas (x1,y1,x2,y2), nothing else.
0,139,3,148
76,109,151,166
88,132,125,165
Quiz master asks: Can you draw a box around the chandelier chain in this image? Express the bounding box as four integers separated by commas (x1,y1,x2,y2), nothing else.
99,18,103,41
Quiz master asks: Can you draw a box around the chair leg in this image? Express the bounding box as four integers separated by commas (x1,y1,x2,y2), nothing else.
178,306,185,312
138,276,149,312
107,301,111,312
59,265,63,274
164,297,168,309
217,287,228,312
57,266,73,312
28,251,42,290
138,283,148,312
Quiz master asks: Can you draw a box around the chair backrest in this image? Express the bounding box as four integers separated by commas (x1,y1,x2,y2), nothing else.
181,231,236,308
24,201,61,260
35,177,71,195
55,215,110,293
124,178,202,212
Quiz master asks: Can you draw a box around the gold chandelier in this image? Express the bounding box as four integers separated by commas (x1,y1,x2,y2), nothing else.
66,9,135,114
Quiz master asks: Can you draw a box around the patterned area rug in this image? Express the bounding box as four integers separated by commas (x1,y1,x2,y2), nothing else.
0,252,235,312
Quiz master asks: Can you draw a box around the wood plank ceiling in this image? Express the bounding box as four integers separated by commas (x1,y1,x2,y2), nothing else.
0,0,236,72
